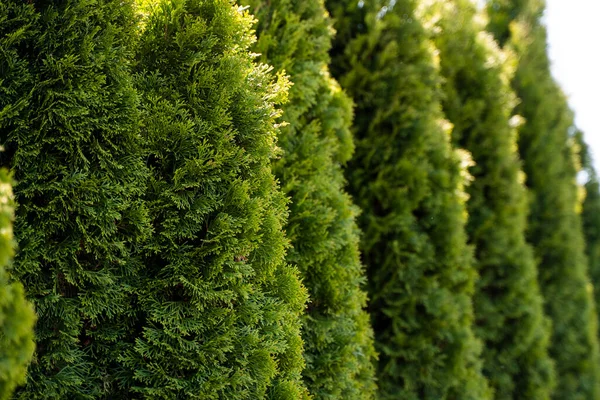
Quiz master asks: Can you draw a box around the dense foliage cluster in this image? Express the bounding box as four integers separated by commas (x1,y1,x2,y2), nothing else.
423,1,555,397
487,0,600,398
117,0,312,399
0,0,149,397
240,0,377,397
119,0,309,398
2,0,600,398
578,134,600,341
327,0,490,397
0,170,35,400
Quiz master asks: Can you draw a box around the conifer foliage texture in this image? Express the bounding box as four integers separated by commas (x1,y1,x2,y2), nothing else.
487,1,600,398
0,0,149,397
0,170,35,400
577,134,600,341
240,0,377,397
423,1,555,398
120,0,308,398
327,0,490,398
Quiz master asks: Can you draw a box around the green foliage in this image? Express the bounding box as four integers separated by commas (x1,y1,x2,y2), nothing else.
118,0,308,397
581,179,600,276
0,0,149,397
422,1,555,398
486,0,543,47
327,0,491,398
239,0,377,397
487,1,600,398
0,170,35,400
577,133,600,341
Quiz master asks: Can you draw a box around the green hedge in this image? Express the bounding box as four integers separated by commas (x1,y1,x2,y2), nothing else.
240,0,377,397
0,0,149,397
487,1,600,398
577,132,600,343
423,1,555,397
0,6,36,396
327,0,490,397
118,0,309,397
2,0,598,398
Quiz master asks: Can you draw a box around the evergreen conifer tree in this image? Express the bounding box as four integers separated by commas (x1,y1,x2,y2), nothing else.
119,0,308,397
487,1,600,397
422,1,555,397
327,0,490,397
0,169,35,400
238,0,377,397
0,0,149,397
576,133,600,339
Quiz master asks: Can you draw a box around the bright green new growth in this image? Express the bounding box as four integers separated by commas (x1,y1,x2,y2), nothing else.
487,1,600,398
423,1,555,398
239,0,377,397
120,0,308,397
327,0,490,398
0,0,149,397
0,169,35,400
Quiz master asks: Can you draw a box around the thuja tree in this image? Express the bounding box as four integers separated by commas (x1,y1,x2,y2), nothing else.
487,0,600,398
119,0,308,397
0,169,35,400
576,132,600,339
0,0,149,397
238,0,377,397
327,0,491,397
422,1,555,397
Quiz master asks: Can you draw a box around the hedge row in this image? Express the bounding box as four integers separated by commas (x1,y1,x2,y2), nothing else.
327,0,490,397
424,1,555,397
487,0,600,398
240,0,377,396
1,0,599,398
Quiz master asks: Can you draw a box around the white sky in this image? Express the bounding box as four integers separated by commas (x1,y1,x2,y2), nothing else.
545,0,600,172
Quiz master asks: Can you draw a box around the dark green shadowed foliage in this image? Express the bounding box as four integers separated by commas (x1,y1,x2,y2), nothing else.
0,0,149,397
577,133,600,341
0,170,35,400
119,0,308,398
487,0,600,398
422,1,555,398
239,0,377,397
327,0,491,398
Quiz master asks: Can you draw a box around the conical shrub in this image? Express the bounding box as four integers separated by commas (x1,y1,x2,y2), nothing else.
117,0,309,397
327,0,491,397
0,169,35,400
421,1,555,397
487,1,600,397
238,0,377,397
0,0,149,397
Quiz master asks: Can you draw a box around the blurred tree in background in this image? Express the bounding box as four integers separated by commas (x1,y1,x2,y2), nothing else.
326,0,491,397
0,169,35,400
487,0,600,398
423,0,555,397
577,132,600,342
